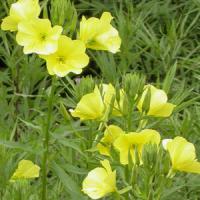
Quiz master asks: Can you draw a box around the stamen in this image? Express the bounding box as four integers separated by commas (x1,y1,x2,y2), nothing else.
40,34,47,41
57,56,65,64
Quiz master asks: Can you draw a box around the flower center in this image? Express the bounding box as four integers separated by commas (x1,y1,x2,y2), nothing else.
57,56,65,64
40,34,47,41
87,39,96,46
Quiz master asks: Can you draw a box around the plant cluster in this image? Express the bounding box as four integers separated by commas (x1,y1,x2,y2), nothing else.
0,0,200,200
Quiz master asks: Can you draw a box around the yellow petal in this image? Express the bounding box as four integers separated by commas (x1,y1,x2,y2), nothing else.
100,12,113,22
1,16,19,31
114,135,130,165
45,59,59,75
134,129,161,145
40,35,89,76
102,84,115,108
137,85,175,117
114,129,160,165
149,85,168,106
82,160,116,199
166,137,196,171
49,25,62,38
80,16,99,44
97,143,110,156
102,84,124,116
165,136,200,174
97,125,124,156
11,160,40,181
9,0,40,19
119,149,130,165
79,12,121,53
129,129,160,161
179,161,200,174
1,0,40,32
16,19,62,55
149,103,176,117
95,27,121,53
100,159,112,173
53,65,83,77
103,125,124,143
70,86,104,120
162,139,172,150
138,85,167,111
82,168,109,199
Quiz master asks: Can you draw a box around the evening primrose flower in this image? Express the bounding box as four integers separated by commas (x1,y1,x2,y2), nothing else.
70,84,121,121
70,86,105,121
1,0,40,32
137,85,176,117
10,159,40,181
102,84,124,116
114,129,160,165
40,35,89,76
16,18,62,55
79,12,121,53
102,84,116,108
82,159,116,199
163,137,200,174
97,125,124,156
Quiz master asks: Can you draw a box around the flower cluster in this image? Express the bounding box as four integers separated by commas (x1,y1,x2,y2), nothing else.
1,0,121,196
71,83,200,199
70,84,123,120
71,83,175,121
1,0,121,77
2,1,199,200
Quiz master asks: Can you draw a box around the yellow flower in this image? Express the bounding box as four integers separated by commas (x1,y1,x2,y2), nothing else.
70,86,105,120
102,84,124,116
137,85,176,117
82,159,116,199
97,125,124,156
1,0,40,32
10,159,40,181
102,84,116,108
40,35,89,76
16,18,62,55
163,137,200,174
70,84,123,121
114,129,160,165
79,12,121,53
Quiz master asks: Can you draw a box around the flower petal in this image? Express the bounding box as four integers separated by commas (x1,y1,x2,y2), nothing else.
71,86,104,120
1,16,18,31
11,160,40,181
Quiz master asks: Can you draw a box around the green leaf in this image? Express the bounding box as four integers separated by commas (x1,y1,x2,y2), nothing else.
0,140,42,154
51,161,86,199
118,186,132,194
163,61,177,94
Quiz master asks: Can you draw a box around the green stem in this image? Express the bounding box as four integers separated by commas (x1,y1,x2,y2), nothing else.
93,121,106,145
136,113,148,132
42,76,56,200
126,101,135,131
114,191,121,200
